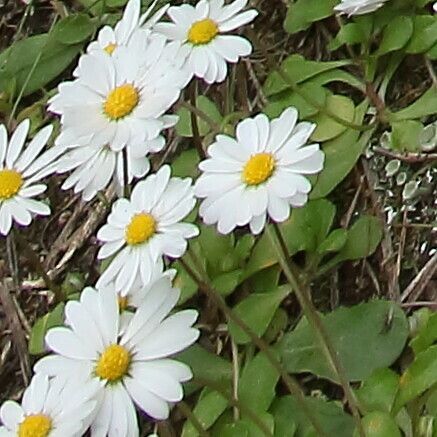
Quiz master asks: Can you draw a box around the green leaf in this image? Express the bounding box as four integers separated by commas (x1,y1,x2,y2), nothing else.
264,83,328,119
198,225,236,276
238,413,274,437
212,270,242,297
310,102,369,198
172,149,200,178
357,411,401,437
335,215,383,262
218,422,250,437
28,303,65,355
239,352,280,413
279,300,408,382
177,345,232,392
53,14,95,45
410,313,437,355
272,395,354,437
394,345,437,410
284,0,339,34
329,23,367,51
249,266,280,293
390,120,423,152
182,389,228,437
176,96,222,137
317,228,348,254
392,87,437,121
356,368,400,414
0,34,82,96
228,285,289,344
244,199,336,278
174,261,198,304
234,235,255,264
377,16,413,55
310,95,355,142
406,16,437,54
263,54,350,96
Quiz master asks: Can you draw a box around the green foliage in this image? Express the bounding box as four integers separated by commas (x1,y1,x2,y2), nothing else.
228,285,289,344
377,16,414,55
279,300,408,382
272,395,354,436
284,0,339,34
356,368,400,414
182,389,228,437
28,303,65,355
310,95,355,141
238,351,280,413
0,34,82,97
394,345,437,410
176,96,223,137
357,411,402,437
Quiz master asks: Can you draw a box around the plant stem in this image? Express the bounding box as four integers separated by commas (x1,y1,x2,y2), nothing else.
122,147,130,198
14,231,64,303
177,400,210,437
178,258,328,437
190,82,207,160
267,223,365,437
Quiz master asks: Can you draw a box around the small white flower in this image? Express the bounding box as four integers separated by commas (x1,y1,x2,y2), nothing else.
155,0,258,84
87,0,169,56
0,120,62,236
96,165,198,292
97,259,177,311
49,31,187,153
334,0,389,16
194,108,325,235
434,1,437,12
53,124,174,201
0,373,98,437
35,284,199,435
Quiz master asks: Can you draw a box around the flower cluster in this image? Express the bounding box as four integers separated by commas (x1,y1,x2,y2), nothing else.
0,0,326,436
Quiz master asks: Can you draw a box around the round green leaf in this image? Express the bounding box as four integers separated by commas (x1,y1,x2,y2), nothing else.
279,300,408,382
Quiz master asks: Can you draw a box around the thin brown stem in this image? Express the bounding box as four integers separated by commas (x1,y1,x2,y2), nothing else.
190,82,207,160
267,223,365,437
122,147,130,198
178,258,328,437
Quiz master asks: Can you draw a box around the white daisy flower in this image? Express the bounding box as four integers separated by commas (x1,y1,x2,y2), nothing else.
334,0,389,15
35,284,199,435
96,165,199,292
49,30,187,154
87,0,170,56
154,0,258,84
194,108,325,235
53,123,174,201
97,258,177,311
0,120,62,236
0,373,98,437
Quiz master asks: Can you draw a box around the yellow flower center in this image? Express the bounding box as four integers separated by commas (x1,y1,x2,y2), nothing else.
0,169,23,200
104,43,117,55
187,19,219,45
95,344,131,382
103,84,139,121
125,213,156,245
242,153,276,186
118,295,129,312
18,414,52,437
